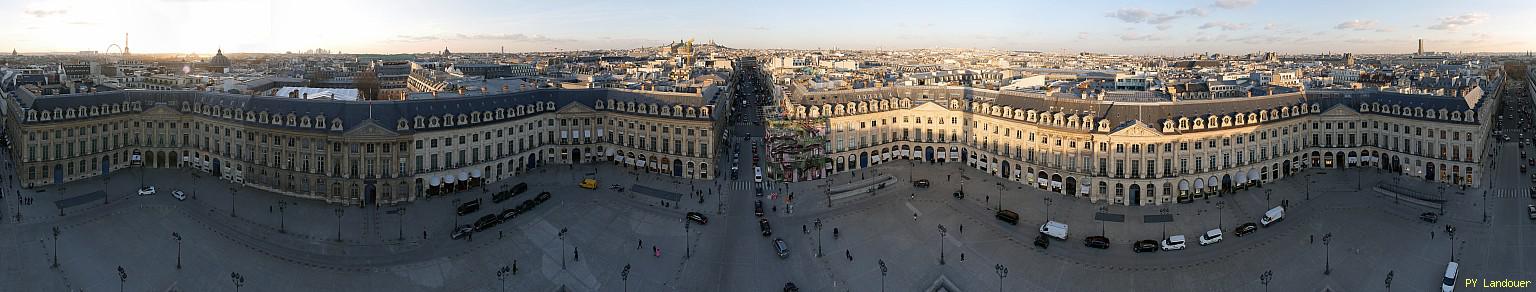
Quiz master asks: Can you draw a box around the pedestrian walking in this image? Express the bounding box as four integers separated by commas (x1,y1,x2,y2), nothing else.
1310,234,1314,244
959,225,963,233
574,247,580,261
961,253,966,261
512,260,519,275
638,239,643,249
913,213,918,221
845,250,852,261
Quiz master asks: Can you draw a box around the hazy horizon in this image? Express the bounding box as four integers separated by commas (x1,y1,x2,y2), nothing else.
6,0,1534,56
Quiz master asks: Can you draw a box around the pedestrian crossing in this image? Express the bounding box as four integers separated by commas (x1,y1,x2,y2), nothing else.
1490,188,1533,198
728,180,786,193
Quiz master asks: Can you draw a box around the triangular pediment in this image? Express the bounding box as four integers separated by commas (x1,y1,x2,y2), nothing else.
343,120,398,137
557,102,595,113
1320,104,1358,116
1109,121,1163,137
912,101,950,111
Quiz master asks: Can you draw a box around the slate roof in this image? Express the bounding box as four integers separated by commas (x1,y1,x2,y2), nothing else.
17,88,716,132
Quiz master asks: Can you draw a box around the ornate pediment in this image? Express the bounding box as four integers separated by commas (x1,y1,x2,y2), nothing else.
342,120,398,138
1108,121,1163,137
1320,104,1358,116
556,102,595,114
911,101,950,112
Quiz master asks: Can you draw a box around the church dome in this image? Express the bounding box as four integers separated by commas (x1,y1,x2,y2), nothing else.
208,49,232,72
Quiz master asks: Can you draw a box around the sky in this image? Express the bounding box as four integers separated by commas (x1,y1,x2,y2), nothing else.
4,0,1534,55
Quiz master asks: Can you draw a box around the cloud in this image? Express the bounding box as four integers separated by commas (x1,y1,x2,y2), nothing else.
1334,19,1379,31
455,34,576,43
1156,24,1172,31
1212,0,1257,9
1077,32,1090,40
1106,8,1181,24
394,35,439,42
1263,23,1279,30
1119,32,1165,41
1199,21,1249,31
24,9,66,17
1176,8,1207,17
750,26,769,31
1428,13,1487,31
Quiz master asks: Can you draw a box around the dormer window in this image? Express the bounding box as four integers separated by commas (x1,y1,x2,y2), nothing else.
397,119,409,130
330,118,343,131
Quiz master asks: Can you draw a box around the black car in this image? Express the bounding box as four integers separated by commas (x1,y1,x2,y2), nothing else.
518,200,536,212
492,191,514,203
913,179,930,188
953,190,965,199
754,201,765,217
759,219,773,236
1134,240,1159,253
1420,212,1439,223
451,225,474,240
456,199,482,216
1033,234,1051,249
474,214,499,231
783,282,799,292
687,212,709,225
535,192,552,203
1234,223,1258,237
499,208,519,221
510,182,528,194
1084,236,1111,249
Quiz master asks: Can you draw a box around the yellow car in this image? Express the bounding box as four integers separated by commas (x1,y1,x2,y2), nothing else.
580,178,598,189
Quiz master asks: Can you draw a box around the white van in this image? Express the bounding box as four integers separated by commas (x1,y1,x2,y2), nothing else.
753,167,763,183
1260,206,1285,227
1039,221,1069,240
1442,262,1458,292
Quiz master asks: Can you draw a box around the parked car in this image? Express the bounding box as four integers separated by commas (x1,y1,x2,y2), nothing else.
474,214,499,231
579,178,598,189
754,201,765,217
1083,236,1111,249
1234,223,1258,237
451,225,474,240
492,190,515,203
1160,235,1187,251
1033,234,1051,249
1133,240,1159,253
457,199,482,216
1421,212,1440,223
1527,205,1535,220
535,192,552,203
517,200,536,212
759,219,773,236
510,182,528,195
783,282,799,292
138,186,157,195
1199,229,1224,246
172,190,187,201
913,179,930,188
773,238,790,258
499,208,519,221
995,210,1019,225
687,212,709,225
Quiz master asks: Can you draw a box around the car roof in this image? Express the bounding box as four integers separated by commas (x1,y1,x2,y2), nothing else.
1170,235,1186,240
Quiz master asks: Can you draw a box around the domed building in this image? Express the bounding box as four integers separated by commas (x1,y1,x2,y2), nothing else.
207,48,231,73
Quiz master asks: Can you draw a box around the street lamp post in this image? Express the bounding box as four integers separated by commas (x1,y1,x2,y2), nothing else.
496,265,510,292
1160,208,1170,239
277,201,288,234
51,227,59,268
814,218,824,257
1260,270,1272,292
878,259,888,292
994,264,1008,292
621,264,631,292
396,207,406,241
559,227,568,270
1044,198,1053,222
333,208,344,242
996,182,1004,210
938,224,947,265
1322,233,1333,275
1216,202,1225,229
684,219,691,258
116,266,127,292
230,272,245,292
171,232,182,269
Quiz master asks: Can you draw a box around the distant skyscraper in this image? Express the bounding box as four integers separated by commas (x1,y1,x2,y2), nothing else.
123,33,131,56
1417,39,1424,54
